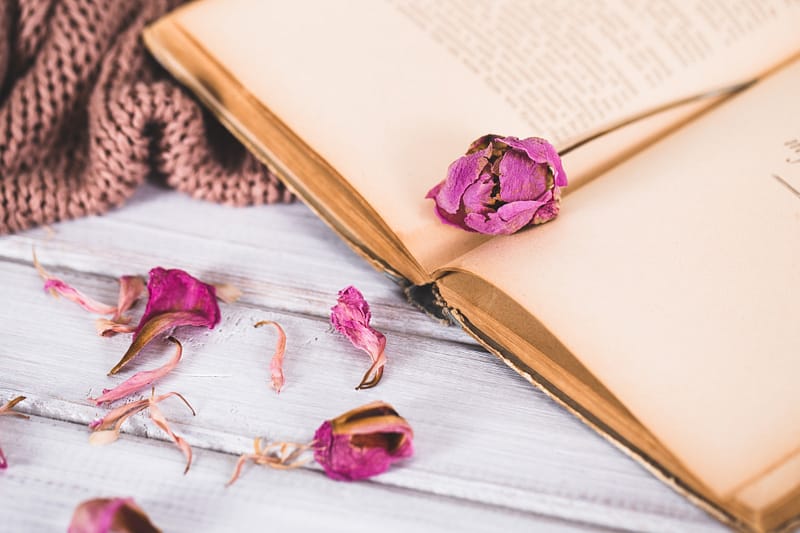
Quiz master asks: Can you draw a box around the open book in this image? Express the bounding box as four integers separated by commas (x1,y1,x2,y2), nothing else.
142,1,800,530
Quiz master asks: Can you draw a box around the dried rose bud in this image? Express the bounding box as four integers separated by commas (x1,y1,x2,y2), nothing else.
330,286,387,389
313,401,413,481
426,135,567,235
109,268,220,374
68,497,160,533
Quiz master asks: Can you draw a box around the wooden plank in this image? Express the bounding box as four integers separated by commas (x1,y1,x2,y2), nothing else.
0,184,471,345
0,414,595,532
0,251,723,532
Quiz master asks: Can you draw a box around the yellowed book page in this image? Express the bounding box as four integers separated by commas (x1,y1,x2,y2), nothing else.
174,0,800,272
448,58,800,503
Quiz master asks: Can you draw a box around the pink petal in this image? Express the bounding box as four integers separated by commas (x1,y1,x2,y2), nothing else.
93,337,183,405
226,452,258,486
88,392,195,476
463,200,546,235
34,252,118,315
497,149,551,202
113,276,146,321
330,286,388,389
109,268,221,374
88,398,150,434
255,321,286,393
427,149,489,215
68,497,159,533
135,268,220,337
0,396,28,469
88,429,123,446
226,438,311,486
501,136,568,187
148,401,193,474
41,279,119,315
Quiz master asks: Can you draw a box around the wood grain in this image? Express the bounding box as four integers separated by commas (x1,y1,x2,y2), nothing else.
1,415,593,532
0,185,731,532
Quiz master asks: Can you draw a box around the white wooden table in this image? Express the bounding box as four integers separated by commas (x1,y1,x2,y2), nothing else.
0,184,732,532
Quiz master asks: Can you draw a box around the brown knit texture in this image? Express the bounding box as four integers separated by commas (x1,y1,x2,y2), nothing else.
0,0,292,235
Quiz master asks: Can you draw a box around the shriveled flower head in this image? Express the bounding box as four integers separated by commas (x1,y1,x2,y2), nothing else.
331,286,387,389
426,135,567,235
109,268,220,374
68,497,160,533
313,401,413,481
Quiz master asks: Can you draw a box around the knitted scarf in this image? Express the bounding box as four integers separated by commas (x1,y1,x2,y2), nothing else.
0,0,291,235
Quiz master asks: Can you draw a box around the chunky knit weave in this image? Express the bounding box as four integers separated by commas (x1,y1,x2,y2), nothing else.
0,0,292,234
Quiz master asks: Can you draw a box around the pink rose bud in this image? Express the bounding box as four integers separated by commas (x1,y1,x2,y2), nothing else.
313,401,413,481
426,135,567,235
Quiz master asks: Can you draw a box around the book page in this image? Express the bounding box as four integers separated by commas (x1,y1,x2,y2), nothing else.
175,0,800,273
446,57,800,506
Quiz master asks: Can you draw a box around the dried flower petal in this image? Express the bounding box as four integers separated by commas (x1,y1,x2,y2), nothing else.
34,251,117,315
313,401,413,481
34,251,146,332
109,268,220,374
254,320,286,393
330,286,387,389
0,396,29,469
148,401,193,474
426,135,567,235
213,283,243,304
93,337,183,405
113,276,146,320
94,275,147,336
89,390,195,473
226,438,311,486
68,497,160,533
95,318,137,336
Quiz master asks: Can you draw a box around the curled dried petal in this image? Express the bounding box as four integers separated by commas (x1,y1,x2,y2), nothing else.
0,396,27,417
255,320,286,393
0,396,29,470
330,286,387,389
93,337,183,405
226,438,311,486
148,402,193,474
34,251,117,315
89,391,196,474
68,497,160,533
109,268,220,374
109,311,210,374
313,401,413,481
113,276,146,320
88,398,150,444
95,318,137,337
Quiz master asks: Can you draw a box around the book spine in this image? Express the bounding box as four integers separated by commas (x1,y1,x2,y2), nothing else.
402,282,455,324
